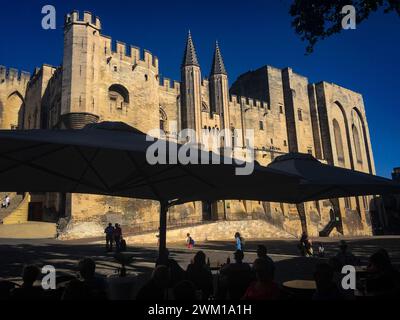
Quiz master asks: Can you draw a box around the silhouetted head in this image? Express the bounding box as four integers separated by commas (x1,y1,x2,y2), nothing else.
339,240,348,252
193,251,206,266
257,245,268,258
187,233,190,237
234,232,241,239
234,250,244,263
314,263,334,291
152,265,170,289
108,223,112,227
368,249,392,273
173,280,196,301
22,265,40,287
78,258,96,280
253,258,275,282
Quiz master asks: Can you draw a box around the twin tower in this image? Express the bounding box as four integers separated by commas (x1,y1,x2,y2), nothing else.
181,32,230,141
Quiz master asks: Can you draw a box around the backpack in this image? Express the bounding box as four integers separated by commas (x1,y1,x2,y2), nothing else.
190,238,195,246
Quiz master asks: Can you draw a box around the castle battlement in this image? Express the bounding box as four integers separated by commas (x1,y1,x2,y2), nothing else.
103,37,159,71
65,10,101,30
159,77,180,92
0,65,30,85
229,94,268,110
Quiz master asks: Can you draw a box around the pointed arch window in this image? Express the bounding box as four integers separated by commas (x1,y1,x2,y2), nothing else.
333,119,345,166
160,108,167,132
352,125,363,164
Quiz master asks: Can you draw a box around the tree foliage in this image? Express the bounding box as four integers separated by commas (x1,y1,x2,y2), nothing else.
290,0,400,54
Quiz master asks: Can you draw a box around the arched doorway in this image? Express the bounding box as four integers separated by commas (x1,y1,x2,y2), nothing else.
1,91,24,129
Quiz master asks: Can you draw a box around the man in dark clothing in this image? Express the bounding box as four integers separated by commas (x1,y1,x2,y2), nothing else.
114,224,122,252
186,251,213,300
10,265,44,300
104,223,115,252
156,249,185,288
256,245,275,266
62,258,107,300
219,250,253,300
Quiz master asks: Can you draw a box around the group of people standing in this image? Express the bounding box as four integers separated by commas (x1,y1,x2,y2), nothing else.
104,223,125,252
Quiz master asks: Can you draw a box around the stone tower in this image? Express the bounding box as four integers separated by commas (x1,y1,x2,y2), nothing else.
180,32,202,142
61,11,102,129
209,42,230,134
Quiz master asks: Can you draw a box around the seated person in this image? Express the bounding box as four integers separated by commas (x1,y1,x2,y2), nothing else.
136,265,170,300
335,240,359,267
242,258,280,300
186,251,213,300
313,263,343,300
366,249,400,297
62,258,107,300
10,265,44,300
256,245,274,266
156,249,185,288
219,250,253,300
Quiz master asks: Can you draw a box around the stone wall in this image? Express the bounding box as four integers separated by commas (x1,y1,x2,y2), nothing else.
124,219,296,245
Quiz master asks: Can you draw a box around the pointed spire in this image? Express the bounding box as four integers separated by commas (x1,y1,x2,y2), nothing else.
182,31,200,67
211,41,227,76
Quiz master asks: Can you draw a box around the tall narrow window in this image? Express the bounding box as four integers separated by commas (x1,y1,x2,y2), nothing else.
352,125,363,164
279,105,284,114
160,108,167,132
333,119,345,166
344,197,351,209
298,109,303,121
231,128,236,147
259,121,264,130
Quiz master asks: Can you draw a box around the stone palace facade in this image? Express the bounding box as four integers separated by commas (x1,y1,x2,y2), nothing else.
0,11,377,237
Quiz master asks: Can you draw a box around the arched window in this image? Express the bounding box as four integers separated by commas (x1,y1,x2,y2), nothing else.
159,108,167,132
333,119,345,166
352,125,363,164
109,84,129,111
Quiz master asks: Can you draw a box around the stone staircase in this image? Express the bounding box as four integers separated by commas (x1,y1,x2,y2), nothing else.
0,192,25,224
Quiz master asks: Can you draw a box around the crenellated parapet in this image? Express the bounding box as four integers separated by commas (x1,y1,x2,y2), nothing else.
64,10,159,73
0,66,30,86
64,10,101,30
159,77,180,93
229,94,269,110
101,35,159,72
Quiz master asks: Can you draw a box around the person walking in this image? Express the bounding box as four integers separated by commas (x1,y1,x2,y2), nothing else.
114,224,122,252
5,195,10,208
186,233,195,249
104,223,115,252
234,232,244,251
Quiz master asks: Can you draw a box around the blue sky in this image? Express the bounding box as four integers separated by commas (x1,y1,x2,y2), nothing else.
0,0,399,177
